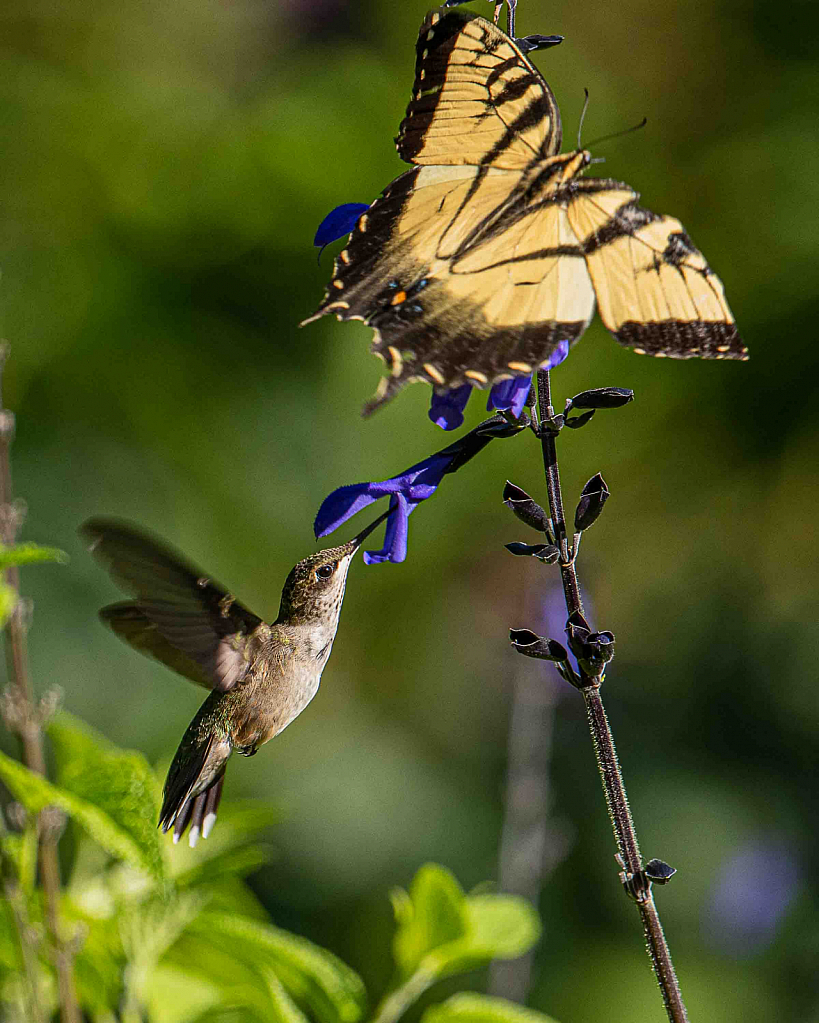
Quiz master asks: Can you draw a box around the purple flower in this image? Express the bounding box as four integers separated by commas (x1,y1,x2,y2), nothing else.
314,202,370,259
315,417,524,563
428,341,570,431
705,840,801,956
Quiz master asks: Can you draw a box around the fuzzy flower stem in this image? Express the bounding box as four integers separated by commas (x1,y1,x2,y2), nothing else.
0,346,81,1023
535,367,689,1023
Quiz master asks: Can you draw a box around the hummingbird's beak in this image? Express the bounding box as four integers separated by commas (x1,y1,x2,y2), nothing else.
349,505,395,550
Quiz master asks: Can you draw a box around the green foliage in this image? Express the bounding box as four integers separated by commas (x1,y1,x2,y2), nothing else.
0,542,68,570
0,718,554,1023
0,582,16,627
182,911,367,1023
49,710,165,880
0,747,164,880
422,995,560,1023
392,864,541,982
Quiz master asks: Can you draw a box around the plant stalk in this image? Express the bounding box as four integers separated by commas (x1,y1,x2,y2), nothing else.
535,368,689,1023
0,345,81,1023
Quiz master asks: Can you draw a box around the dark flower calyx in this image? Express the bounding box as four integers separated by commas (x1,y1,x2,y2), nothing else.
504,542,560,563
566,614,615,674
566,387,634,411
644,859,677,884
574,473,610,531
502,481,551,533
564,409,596,430
509,629,568,662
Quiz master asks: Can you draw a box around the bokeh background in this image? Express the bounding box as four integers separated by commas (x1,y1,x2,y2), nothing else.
2,0,818,1019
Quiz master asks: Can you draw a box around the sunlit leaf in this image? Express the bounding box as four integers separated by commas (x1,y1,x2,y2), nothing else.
190,912,367,1023
0,582,17,627
174,844,273,891
0,542,68,569
264,968,312,1023
0,749,164,880
48,711,165,881
121,891,206,1018
421,994,561,1023
465,895,541,960
392,864,466,979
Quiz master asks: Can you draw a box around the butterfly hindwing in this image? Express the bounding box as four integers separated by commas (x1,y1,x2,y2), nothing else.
566,178,746,359
397,9,562,169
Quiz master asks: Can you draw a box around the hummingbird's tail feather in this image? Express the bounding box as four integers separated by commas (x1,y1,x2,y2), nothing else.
160,726,231,847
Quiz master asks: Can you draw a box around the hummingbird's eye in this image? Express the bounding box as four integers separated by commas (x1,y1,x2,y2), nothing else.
315,564,335,581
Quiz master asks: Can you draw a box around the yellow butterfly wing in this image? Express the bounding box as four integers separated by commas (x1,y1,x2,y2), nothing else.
306,162,594,412
396,8,562,169
567,178,747,359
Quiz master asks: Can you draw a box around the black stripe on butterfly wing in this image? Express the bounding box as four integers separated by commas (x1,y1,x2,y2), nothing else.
82,518,263,692
566,176,748,360
396,9,561,169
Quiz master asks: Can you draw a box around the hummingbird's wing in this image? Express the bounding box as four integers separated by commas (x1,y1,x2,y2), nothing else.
100,602,216,689
82,518,264,692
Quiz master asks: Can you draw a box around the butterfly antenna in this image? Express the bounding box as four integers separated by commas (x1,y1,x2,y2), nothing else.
577,88,591,150
585,117,648,151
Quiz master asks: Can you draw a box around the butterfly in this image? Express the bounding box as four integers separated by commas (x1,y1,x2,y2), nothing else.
302,7,747,416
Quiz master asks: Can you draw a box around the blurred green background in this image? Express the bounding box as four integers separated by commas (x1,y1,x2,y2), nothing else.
1,0,817,1019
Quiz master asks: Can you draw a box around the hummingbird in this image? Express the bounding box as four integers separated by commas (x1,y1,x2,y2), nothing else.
81,510,391,847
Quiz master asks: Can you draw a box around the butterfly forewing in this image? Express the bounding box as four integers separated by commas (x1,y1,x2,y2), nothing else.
314,161,594,411
567,179,747,359
397,9,561,169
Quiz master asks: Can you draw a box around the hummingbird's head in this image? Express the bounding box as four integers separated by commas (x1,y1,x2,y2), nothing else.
276,508,392,627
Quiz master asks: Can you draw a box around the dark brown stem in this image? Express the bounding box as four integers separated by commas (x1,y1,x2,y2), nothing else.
535,367,689,1023
0,345,81,1023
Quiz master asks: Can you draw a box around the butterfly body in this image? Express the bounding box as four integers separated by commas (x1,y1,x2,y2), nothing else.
304,8,746,414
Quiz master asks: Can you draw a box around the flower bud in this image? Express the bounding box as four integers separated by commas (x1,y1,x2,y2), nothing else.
574,473,610,531
567,387,634,410
509,628,569,661
644,858,677,884
503,481,550,532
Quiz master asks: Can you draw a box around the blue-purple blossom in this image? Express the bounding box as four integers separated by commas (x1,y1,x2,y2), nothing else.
428,340,570,431
315,417,523,564
314,203,370,257
705,840,801,956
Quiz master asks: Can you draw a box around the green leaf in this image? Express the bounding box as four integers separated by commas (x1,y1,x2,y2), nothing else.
190,912,367,1023
464,894,541,960
174,843,274,891
0,749,165,881
121,891,206,1017
263,968,313,1023
392,864,467,979
421,994,561,1023
0,542,68,569
373,869,542,1023
48,711,165,882
0,581,17,627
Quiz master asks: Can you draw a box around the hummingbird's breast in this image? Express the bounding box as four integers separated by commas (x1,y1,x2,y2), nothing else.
227,626,325,751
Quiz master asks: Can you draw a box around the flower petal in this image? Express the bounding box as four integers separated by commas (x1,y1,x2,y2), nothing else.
541,339,570,371
313,203,370,247
488,373,532,417
314,483,379,538
428,384,472,431
363,494,412,564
